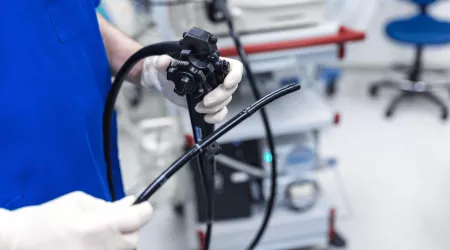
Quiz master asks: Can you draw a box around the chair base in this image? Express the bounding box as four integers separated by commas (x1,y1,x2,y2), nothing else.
369,78,450,121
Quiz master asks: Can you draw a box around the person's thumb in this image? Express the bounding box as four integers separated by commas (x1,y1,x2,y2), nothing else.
110,201,153,234
114,196,137,207
155,55,174,73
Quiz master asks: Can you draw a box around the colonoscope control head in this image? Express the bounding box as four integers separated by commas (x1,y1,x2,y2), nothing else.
166,27,230,99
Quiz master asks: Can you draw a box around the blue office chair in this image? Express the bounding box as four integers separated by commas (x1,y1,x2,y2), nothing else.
369,0,450,120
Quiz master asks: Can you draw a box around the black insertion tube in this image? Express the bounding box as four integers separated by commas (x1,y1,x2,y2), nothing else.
134,82,301,204
216,1,280,248
103,41,181,201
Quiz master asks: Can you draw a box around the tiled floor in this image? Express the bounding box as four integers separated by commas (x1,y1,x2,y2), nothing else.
121,69,450,250
320,69,450,250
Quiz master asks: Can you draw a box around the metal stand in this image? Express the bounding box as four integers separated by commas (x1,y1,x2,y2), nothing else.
369,45,450,120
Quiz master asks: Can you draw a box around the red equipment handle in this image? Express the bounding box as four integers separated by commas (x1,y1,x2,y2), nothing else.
219,26,366,58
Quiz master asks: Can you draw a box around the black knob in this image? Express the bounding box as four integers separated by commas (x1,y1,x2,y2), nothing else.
222,60,231,74
181,76,191,84
172,76,191,96
206,63,215,74
167,28,230,99
209,35,218,44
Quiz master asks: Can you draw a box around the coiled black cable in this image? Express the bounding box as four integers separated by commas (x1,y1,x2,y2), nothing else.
203,165,214,250
103,41,181,201
216,1,278,249
104,4,279,247
134,83,301,202
102,41,215,250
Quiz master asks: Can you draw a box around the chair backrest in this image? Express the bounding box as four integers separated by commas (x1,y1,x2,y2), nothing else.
407,0,438,6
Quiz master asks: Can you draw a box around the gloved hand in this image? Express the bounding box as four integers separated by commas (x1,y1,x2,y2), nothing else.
0,191,153,250
141,55,243,124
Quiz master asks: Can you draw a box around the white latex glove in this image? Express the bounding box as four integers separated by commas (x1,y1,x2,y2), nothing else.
141,55,243,124
0,192,153,250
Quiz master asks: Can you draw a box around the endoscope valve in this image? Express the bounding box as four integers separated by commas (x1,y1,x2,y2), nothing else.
166,27,230,99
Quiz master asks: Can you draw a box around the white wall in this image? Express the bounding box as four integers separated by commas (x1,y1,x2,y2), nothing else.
342,0,450,68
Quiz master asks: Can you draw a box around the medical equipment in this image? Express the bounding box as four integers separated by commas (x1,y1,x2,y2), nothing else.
166,28,231,249
212,1,279,248
237,67,304,97
133,84,300,247
153,1,284,247
109,1,286,247
131,85,300,190
107,1,371,248
163,0,383,43
260,133,316,175
122,117,185,206
104,40,181,201
168,0,326,38
285,179,320,212
103,27,300,250
191,140,262,222
128,0,371,248
263,176,320,212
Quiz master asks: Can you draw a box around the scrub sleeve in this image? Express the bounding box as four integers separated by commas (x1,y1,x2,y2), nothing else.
0,0,125,210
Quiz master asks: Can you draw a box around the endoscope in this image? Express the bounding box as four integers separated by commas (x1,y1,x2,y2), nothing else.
103,27,300,250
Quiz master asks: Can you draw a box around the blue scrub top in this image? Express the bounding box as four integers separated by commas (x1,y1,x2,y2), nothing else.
0,0,126,209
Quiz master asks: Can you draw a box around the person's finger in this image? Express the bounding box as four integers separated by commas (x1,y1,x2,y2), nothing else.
204,107,228,124
155,55,175,72
114,196,137,207
61,191,95,203
203,84,238,107
195,96,232,114
120,233,140,250
113,202,153,234
61,191,109,211
221,58,243,89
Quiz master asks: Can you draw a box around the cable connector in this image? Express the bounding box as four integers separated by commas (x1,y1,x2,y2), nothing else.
205,141,222,158
205,0,228,23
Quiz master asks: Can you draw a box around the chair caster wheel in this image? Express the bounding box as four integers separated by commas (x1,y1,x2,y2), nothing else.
385,109,394,118
369,85,379,97
442,110,448,121
174,204,185,216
